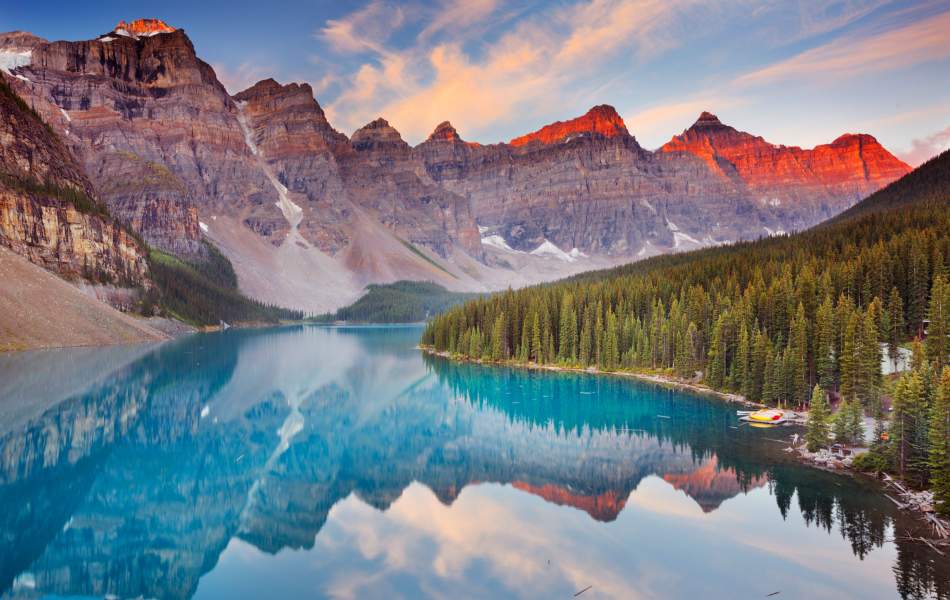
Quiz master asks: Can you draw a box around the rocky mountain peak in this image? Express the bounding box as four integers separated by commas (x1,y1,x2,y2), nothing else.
509,104,629,147
0,31,47,51
427,121,462,142
351,118,407,151
114,19,177,39
830,132,880,147
233,78,317,104
234,78,283,99
692,111,724,128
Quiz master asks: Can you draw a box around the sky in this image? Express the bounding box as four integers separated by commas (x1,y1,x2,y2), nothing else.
3,0,949,164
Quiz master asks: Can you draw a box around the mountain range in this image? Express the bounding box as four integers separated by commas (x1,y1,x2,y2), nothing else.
0,18,912,319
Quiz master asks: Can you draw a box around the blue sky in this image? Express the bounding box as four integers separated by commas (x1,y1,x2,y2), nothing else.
3,0,948,162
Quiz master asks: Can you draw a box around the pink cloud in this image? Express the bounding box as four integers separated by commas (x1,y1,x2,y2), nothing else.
899,125,950,166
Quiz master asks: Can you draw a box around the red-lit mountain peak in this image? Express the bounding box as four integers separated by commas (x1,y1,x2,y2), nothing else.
114,19,177,38
428,121,462,142
509,104,629,147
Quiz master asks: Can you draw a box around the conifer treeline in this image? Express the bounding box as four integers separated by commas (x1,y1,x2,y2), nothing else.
422,152,950,415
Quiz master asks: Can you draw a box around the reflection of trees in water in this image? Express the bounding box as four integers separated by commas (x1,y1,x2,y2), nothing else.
428,354,950,600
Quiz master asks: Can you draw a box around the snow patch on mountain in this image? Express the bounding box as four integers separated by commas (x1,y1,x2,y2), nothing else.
481,234,518,252
530,239,584,262
0,50,31,74
235,102,304,230
667,220,701,249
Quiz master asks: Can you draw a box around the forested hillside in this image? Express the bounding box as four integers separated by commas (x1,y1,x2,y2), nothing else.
147,243,305,326
316,281,477,323
423,150,950,408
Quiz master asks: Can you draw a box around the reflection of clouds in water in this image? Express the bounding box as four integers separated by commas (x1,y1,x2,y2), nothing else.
200,478,900,600
626,475,709,521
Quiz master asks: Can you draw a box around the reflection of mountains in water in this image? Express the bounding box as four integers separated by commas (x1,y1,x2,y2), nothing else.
0,327,946,600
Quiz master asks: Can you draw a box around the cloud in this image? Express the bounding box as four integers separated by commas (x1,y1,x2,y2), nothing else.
736,9,950,86
323,0,706,142
898,125,950,166
319,1,410,55
418,0,500,41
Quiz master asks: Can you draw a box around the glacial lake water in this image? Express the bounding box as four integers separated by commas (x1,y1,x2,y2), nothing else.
0,325,947,600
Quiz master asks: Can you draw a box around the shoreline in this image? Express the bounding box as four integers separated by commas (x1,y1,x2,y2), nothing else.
419,345,764,407
420,345,950,542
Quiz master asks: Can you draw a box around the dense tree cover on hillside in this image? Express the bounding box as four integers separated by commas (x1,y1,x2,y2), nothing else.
147,245,303,326
315,281,478,323
423,151,950,499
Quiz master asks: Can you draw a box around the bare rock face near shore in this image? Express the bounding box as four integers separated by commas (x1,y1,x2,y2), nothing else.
0,246,165,351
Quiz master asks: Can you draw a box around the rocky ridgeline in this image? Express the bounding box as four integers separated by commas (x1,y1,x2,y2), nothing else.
0,19,913,308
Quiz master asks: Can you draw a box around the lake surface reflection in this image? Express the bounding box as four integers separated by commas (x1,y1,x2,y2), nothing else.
0,325,947,599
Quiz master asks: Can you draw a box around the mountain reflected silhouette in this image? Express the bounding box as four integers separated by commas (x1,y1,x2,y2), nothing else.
0,326,947,600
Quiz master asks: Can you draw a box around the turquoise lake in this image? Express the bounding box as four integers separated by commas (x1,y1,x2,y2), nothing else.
0,325,947,599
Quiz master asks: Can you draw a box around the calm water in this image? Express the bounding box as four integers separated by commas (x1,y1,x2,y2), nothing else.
0,325,947,600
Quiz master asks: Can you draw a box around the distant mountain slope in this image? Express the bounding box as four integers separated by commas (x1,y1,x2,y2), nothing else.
423,151,949,411
0,246,164,351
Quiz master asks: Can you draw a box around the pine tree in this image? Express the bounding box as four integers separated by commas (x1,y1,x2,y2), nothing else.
891,370,929,485
491,312,507,360
579,306,593,366
886,287,905,372
928,275,950,370
930,367,950,516
558,292,577,362
833,400,850,443
846,398,865,446
840,312,861,402
789,303,809,405
519,314,531,362
531,311,542,363
604,309,620,370
815,296,836,392
806,384,831,452
861,306,883,409
750,328,768,402
707,314,727,388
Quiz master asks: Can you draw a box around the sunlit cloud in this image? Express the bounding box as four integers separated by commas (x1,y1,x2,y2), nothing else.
323,0,711,142
301,0,949,150
898,125,950,166
319,0,410,55
736,9,950,86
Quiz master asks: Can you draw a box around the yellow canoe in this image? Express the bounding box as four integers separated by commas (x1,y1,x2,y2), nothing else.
741,409,787,424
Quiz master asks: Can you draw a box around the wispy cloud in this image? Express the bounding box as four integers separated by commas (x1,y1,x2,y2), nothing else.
323,0,708,142
736,8,950,86
899,125,950,166
319,1,412,55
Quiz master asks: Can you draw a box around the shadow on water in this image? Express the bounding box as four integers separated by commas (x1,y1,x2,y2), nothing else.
0,325,947,599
